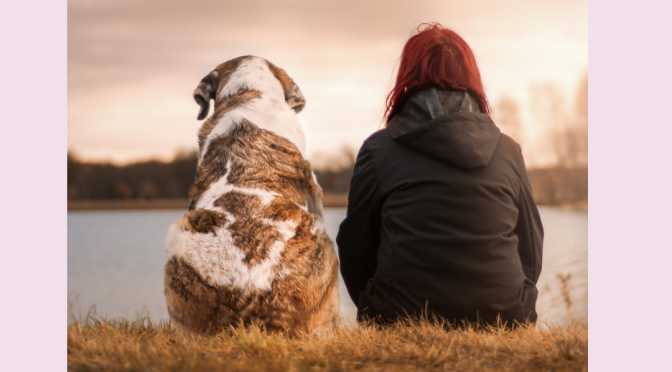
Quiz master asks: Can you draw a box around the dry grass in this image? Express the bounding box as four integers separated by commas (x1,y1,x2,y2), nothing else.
67,316,587,372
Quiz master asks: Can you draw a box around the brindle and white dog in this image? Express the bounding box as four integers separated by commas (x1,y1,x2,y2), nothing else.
164,56,339,335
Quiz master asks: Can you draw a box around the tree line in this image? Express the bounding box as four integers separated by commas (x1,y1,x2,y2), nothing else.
68,74,587,206
68,151,198,201
67,149,585,206
67,150,356,201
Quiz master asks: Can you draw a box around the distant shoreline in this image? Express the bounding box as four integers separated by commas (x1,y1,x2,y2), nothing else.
68,195,586,211
67,193,350,210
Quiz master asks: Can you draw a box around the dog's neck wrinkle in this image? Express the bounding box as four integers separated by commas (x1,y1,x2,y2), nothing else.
200,95,306,163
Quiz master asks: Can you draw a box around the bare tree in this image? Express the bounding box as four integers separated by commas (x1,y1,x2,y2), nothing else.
575,73,588,123
494,95,523,145
529,82,568,166
554,73,588,168
570,73,588,167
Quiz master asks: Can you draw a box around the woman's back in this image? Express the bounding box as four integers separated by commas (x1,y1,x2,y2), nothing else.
336,88,543,326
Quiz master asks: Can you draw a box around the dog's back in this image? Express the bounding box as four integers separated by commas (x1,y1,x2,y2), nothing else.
164,56,339,335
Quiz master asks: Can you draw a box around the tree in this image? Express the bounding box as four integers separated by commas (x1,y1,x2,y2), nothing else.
529,82,568,167
494,95,523,145
557,73,588,168
529,79,588,169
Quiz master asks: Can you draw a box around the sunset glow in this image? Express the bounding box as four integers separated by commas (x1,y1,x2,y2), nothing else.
68,0,587,168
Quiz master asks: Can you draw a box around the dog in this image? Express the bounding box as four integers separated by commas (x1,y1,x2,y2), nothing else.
164,56,340,335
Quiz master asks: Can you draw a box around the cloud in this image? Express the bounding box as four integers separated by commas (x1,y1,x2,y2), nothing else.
68,0,588,165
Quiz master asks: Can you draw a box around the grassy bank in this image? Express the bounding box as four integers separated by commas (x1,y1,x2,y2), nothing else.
67,317,587,372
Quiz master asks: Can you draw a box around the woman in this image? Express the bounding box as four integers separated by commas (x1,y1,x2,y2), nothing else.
336,23,543,327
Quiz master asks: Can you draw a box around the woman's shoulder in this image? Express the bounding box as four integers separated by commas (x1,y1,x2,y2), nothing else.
496,133,525,162
363,128,388,145
360,128,397,153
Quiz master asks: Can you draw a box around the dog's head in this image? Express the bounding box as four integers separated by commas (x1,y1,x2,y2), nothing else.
193,56,306,120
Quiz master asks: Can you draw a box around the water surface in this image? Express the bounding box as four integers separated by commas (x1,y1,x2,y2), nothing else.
68,207,587,325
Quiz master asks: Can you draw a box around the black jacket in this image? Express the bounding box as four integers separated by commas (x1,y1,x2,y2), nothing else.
336,88,544,326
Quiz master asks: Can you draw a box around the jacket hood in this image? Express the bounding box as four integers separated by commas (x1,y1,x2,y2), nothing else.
387,87,501,169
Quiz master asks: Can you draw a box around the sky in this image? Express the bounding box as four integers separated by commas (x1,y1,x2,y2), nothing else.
68,0,588,167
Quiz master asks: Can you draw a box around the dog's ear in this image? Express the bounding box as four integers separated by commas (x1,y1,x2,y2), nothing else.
285,82,306,114
265,61,306,113
193,70,219,120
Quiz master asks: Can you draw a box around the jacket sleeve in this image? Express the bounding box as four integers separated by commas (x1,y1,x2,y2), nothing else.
514,169,544,284
336,143,382,305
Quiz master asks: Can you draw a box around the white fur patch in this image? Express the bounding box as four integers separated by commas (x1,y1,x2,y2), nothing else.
165,158,302,291
165,216,298,291
311,218,326,235
195,160,280,211
200,57,307,161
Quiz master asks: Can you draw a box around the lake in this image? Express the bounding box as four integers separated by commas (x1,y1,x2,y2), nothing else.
68,207,587,326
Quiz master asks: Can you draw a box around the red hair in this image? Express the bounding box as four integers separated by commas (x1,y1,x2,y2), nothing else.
385,23,490,124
